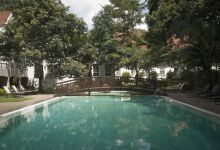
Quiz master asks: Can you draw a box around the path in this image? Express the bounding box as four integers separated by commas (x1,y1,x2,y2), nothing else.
0,94,55,115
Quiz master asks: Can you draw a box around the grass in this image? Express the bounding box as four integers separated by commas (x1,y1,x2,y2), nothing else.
0,96,32,102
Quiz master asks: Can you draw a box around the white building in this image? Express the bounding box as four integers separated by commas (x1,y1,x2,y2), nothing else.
152,65,174,79
91,63,174,79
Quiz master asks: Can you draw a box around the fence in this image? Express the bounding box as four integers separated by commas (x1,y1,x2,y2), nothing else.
56,76,165,93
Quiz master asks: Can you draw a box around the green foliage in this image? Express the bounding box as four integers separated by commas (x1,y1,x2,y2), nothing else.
122,71,131,84
166,71,175,80
1,0,87,90
138,72,145,78
91,0,146,72
148,71,158,80
122,71,131,78
0,88,6,95
12,77,20,86
59,57,86,78
0,97,32,102
145,0,220,85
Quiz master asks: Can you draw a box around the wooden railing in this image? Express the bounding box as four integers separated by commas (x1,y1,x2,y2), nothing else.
56,76,162,93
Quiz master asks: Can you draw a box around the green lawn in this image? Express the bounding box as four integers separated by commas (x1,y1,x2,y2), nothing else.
0,96,32,102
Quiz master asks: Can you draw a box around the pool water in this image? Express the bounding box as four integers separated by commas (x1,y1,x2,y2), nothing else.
0,96,220,150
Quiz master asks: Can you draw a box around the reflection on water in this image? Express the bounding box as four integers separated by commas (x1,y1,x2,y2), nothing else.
137,139,151,150
120,96,131,101
21,106,37,123
42,103,50,120
0,119,8,129
0,96,220,150
168,121,188,137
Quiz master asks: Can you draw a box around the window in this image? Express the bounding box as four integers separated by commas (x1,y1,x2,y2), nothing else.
131,70,135,76
115,70,121,76
160,69,165,75
93,64,99,76
105,64,112,76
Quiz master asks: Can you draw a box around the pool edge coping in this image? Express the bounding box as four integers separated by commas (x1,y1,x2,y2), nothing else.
163,96,220,119
1,95,220,120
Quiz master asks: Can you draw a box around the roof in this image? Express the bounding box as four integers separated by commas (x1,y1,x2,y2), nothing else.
0,11,11,27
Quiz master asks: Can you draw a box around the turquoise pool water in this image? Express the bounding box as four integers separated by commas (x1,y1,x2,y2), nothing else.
0,96,220,150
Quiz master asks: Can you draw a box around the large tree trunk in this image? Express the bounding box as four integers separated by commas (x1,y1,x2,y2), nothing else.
135,68,139,86
88,63,92,77
6,62,11,88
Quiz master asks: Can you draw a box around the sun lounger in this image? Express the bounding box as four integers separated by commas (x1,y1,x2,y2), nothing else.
3,86,12,94
176,82,185,93
3,86,19,97
19,85,38,94
12,85,25,95
199,85,220,98
186,84,211,96
210,96,220,104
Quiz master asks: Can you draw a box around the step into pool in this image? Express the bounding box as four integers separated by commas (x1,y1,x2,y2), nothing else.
0,96,220,150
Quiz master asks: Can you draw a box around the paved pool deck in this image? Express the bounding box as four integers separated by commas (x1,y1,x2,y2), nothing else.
167,92,220,115
0,94,55,115
0,93,220,116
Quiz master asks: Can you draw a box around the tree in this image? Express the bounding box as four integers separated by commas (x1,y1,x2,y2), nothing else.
77,41,99,77
91,0,147,76
117,29,151,85
90,6,121,72
145,0,220,85
1,0,87,90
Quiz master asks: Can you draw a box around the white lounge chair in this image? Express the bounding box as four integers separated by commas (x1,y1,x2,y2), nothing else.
20,85,25,91
3,86,12,94
12,85,25,95
19,85,38,94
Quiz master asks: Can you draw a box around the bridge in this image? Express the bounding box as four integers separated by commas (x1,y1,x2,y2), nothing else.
56,76,166,96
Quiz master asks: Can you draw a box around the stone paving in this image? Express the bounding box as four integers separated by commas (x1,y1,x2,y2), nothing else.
0,94,55,115
167,92,220,115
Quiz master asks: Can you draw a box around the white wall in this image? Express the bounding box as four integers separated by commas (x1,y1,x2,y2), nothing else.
115,67,136,78
152,66,174,79
0,27,4,32
0,62,9,77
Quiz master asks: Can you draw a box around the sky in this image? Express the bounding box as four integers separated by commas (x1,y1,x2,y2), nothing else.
61,0,148,30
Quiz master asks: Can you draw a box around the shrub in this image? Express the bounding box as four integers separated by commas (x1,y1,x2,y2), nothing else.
122,72,131,83
0,88,6,95
122,71,131,78
138,72,145,78
166,71,175,80
11,76,20,87
148,71,158,80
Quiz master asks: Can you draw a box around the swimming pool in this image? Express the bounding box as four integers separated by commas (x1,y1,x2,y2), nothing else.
0,96,220,150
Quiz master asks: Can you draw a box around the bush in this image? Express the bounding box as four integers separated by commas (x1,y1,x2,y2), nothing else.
122,72,131,83
138,72,145,78
10,76,20,87
122,71,131,78
148,71,158,80
166,71,176,80
0,88,6,95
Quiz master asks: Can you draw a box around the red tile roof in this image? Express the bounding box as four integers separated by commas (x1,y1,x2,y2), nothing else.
0,11,11,26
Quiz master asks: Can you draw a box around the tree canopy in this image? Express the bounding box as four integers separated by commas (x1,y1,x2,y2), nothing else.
0,0,87,90
145,0,220,84
91,0,147,74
